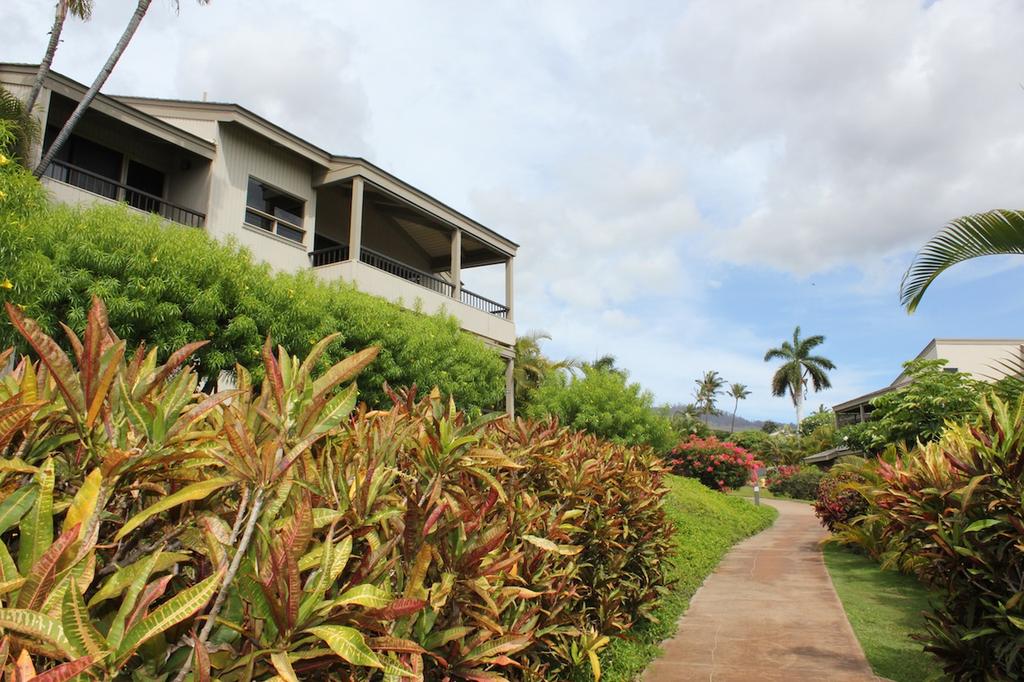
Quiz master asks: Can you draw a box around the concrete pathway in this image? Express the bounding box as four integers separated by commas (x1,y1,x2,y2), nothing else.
641,498,878,682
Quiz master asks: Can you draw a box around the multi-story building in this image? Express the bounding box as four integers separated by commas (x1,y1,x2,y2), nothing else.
1,63,518,411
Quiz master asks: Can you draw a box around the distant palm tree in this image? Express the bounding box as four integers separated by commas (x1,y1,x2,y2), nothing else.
694,370,725,425
764,327,835,440
24,0,94,116
589,354,624,375
727,382,751,433
35,0,211,177
901,209,1024,312
513,331,578,408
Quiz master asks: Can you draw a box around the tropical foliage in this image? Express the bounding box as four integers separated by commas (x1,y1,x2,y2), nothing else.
666,436,759,492
769,467,824,500
764,326,835,436
838,359,982,453
870,397,1024,680
0,154,504,412
0,297,675,680
692,371,725,424
900,208,1024,312
813,471,868,532
725,383,750,433
526,364,675,451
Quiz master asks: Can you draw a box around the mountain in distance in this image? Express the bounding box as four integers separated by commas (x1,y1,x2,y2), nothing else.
664,404,795,433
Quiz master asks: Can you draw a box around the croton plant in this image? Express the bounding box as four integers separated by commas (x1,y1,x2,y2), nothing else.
0,297,673,681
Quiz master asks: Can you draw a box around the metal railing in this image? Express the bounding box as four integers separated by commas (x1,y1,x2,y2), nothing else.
309,244,349,267
360,247,454,297
308,244,509,318
43,159,206,228
460,288,509,318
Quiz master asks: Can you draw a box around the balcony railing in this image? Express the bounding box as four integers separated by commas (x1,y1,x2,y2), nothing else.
43,159,206,228
309,244,509,318
460,288,509,319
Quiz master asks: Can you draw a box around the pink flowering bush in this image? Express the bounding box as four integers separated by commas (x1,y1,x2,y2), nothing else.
764,464,800,488
668,435,760,491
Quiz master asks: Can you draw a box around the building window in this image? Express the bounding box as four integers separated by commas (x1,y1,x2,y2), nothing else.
244,177,305,244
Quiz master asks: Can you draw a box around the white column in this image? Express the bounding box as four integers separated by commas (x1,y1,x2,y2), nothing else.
450,228,462,300
504,257,514,321
348,176,364,262
505,357,515,417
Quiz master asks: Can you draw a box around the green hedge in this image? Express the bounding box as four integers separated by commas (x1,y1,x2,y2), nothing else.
0,147,504,410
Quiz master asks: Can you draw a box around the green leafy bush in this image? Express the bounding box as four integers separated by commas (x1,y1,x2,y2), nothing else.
770,467,824,500
855,359,982,453
666,436,758,492
814,471,868,532
0,298,674,680
875,397,1024,680
0,155,503,411
526,366,675,451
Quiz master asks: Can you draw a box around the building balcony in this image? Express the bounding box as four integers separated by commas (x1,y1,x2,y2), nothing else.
42,159,206,227
311,245,515,346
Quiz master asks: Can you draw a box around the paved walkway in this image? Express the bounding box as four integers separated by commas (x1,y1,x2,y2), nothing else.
641,498,878,682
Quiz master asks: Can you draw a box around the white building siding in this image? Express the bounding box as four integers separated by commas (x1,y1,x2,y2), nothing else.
205,123,319,272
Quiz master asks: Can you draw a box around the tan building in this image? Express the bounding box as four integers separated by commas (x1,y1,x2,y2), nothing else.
806,338,1024,466
834,339,1024,427
1,64,518,411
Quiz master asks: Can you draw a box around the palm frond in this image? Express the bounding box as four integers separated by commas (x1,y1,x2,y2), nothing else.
804,355,837,371
901,209,1024,312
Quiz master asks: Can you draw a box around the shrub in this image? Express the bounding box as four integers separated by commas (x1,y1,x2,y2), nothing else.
875,397,1024,680
763,464,800,488
667,435,758,492
857,359,982,452
770,466,824,500
814,471,869,532
0,155,504,411
526,366,675,451
0,298,673,680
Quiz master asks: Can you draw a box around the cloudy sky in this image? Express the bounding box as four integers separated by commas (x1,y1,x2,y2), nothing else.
6,0,1024,420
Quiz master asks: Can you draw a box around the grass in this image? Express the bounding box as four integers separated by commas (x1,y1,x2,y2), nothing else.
730,485,812,504
823,544,945,682
595,475,777,682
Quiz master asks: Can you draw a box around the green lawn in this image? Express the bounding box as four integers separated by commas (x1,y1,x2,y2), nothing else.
594,475,778,682
823,544,945,682
730,485,812,504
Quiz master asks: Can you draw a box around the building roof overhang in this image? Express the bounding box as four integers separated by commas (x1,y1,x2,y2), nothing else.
1,64,216,160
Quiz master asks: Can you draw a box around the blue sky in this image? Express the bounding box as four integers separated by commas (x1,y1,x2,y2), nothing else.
5,0,1024,420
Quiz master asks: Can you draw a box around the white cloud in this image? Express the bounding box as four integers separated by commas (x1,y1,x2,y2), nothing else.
5,0,1021,419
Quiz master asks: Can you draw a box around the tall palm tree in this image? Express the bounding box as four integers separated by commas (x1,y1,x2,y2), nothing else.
764,327,835,439
24,0,94,116
900,209,1024,312
727,382,751,433
34,0,211,177
693,370,725,425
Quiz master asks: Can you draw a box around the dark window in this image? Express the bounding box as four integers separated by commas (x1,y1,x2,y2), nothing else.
943,367,959,373
125,160,165,213
245,177,305,243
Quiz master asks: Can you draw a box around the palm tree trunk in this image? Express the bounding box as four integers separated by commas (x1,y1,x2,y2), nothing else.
731,398,738,433
794,386,803,443
34,0,153,177
25,0,68,117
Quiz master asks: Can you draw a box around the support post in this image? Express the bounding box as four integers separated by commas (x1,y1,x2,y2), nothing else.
348,176,364,261
504,257,514,320
505,357,515,417
451,228,462,299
